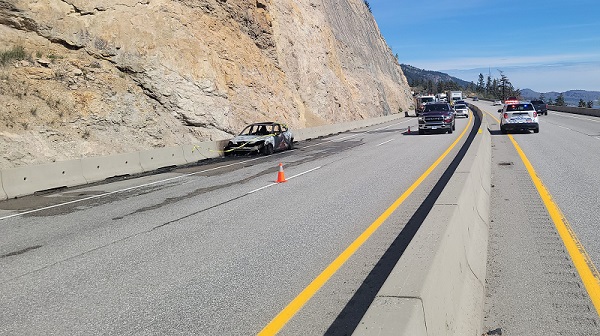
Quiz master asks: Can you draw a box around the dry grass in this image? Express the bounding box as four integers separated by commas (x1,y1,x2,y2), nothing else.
0,46,28,66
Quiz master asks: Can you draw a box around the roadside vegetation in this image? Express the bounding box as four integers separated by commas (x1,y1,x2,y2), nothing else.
0,45,28,66
473,70,520,101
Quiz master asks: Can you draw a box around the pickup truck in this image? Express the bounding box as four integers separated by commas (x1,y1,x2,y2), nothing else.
418,103,456,134
530,100,548,115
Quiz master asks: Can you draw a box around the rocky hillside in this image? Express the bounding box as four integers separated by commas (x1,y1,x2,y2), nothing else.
0,0,412,169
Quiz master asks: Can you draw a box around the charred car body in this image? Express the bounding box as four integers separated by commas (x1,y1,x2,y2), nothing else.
418,103,456,135
224,122,294,156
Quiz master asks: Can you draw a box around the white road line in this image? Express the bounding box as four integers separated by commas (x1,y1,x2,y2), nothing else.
0,118,406,221
303,119,413,149
556,125,572,130
551,111,600,123
376,139,394,146
0,155,276,221
247,166,321,194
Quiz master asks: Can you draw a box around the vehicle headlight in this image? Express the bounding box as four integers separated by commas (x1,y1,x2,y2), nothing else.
418,117,424,122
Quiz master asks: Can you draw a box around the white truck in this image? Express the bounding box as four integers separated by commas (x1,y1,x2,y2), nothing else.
415,95,436,115
446,91,463,106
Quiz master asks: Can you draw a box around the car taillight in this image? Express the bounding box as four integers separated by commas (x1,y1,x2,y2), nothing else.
533,111,538,118
503,113,508,119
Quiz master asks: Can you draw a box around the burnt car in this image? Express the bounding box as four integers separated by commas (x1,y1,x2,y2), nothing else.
418,103,456,135
224,122,294,156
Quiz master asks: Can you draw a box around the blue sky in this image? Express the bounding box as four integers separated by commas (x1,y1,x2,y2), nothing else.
369,0,600,92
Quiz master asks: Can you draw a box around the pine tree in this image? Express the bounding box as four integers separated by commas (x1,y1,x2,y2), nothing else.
477,73,485,93
556,93,566,106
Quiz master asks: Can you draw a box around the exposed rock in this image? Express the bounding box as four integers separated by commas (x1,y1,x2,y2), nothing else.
0,0,412,169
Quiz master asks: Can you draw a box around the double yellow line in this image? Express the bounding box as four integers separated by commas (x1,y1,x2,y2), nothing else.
485,110,600,315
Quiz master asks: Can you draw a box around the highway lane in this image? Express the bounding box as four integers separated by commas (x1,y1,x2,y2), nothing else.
472,100,600,334
0,115,473,334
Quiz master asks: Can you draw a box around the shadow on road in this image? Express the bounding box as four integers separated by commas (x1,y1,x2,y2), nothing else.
324,108,483,335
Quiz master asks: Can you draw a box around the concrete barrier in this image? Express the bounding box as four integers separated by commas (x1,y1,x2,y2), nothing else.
0,170,7,201
549,105,600,117
182,140,229,163
81,152,144,183
294,113,406,141
0,112,410,198
1,159,88,198
354,107,491,335
138,146,187,171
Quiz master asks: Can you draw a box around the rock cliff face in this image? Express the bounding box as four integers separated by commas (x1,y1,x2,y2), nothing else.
0,0,412,169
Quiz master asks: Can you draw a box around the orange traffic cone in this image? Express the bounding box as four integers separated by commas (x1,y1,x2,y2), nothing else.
276,163,287,183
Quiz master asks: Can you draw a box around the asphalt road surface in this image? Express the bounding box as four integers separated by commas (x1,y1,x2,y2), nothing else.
473,100,600,335
0,115,473,335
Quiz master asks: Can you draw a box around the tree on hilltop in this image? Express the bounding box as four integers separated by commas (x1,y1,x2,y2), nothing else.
555,93,565,106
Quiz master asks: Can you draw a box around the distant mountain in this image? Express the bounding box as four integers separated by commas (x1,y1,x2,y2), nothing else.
400,64,471,88
521,89,600,106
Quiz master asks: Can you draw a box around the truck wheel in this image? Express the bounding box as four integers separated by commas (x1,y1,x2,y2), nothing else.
419,129,425,135
534,127,539,133
448,128,453,134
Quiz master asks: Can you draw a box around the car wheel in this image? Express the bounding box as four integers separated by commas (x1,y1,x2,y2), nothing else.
448,128,453,134
452,123,456,131
288,138,294,150
419,129,425,135
262,143,274,155
534,127,539,133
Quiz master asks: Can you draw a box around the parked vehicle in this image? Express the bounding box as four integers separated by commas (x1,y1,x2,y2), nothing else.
224,122,294,156
499,102,539,134
418,103,456,134
530,100,548,115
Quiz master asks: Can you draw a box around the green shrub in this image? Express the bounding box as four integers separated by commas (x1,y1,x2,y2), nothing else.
0,46,27,66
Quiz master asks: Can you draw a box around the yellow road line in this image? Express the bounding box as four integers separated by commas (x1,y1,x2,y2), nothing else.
258,114,473,335
482,108,600,315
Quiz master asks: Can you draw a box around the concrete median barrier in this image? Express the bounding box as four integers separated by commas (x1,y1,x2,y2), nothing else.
548,105,600,117
294,113,406,141
354,107,491,335
0,113,410,198
0,170,7,200
139,146,187,171
182,140,229,163
1,160,88,198
81,152,144,183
